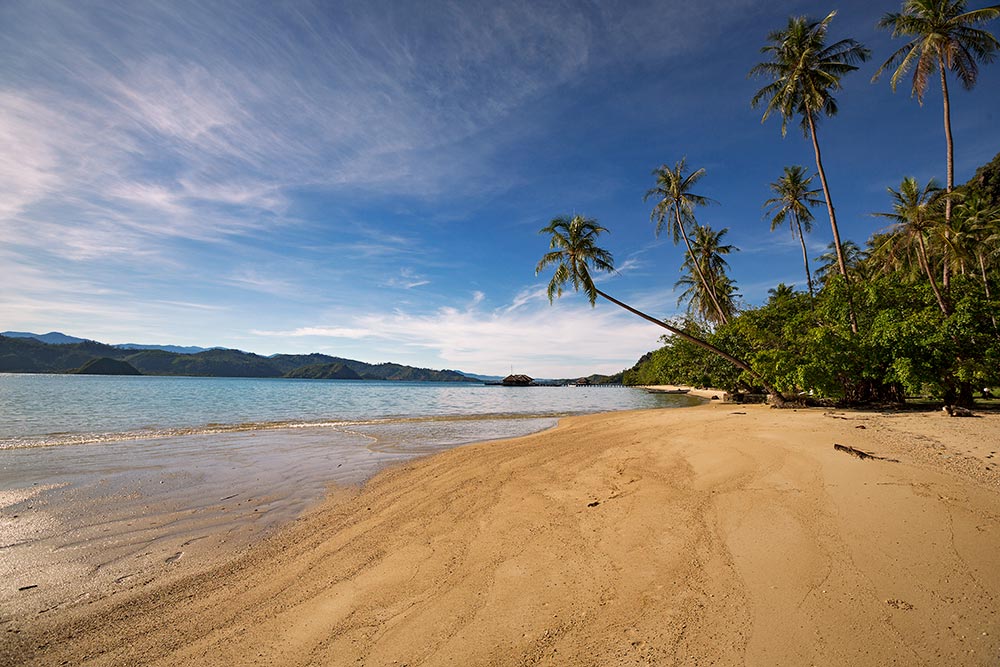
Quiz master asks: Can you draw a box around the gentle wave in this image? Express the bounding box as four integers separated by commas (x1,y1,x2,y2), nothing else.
0,412,566,451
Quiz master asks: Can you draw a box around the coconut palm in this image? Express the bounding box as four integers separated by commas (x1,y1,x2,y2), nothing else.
767,283,797,303
874,177,950,314
867,229,927,281
749,12,871,305
764,166,824,298
536,215,784,399
952,192,1000,297
644,159,730,325
873,0,1000,255
676,273,740,325
815,240,868,285
675,225,740,325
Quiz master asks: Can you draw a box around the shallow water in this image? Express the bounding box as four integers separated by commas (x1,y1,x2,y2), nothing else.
0,374,694,449
0,375,700,618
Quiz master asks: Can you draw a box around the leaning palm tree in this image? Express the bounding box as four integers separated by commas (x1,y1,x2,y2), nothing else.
874,176,951,314
749,11,870,329
675,225,740,325
536,215,784,400
873,0,1000,257
764,166,824,298
644,159,730,325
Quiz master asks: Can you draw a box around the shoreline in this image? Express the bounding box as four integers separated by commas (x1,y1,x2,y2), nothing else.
641,384,730,401
6,402,1000,665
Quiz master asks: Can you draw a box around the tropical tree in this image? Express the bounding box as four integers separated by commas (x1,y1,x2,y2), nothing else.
675,225,740,324
749,11,870,331
815,240,868,285
767,283,798,303
952,192,1000,297
536,215,784,399
764,165,824,298
874,176,951,314
873,0,1000,261
644,159,730,325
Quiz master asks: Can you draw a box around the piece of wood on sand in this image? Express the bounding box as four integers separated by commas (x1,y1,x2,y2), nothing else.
833,443,899,462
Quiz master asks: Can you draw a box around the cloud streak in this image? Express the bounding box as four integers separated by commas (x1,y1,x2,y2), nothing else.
252,289,666,376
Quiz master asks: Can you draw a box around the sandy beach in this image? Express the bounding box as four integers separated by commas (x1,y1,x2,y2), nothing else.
5,402,1000,666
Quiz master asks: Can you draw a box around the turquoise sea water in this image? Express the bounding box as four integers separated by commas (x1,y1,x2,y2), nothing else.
0,373,698,449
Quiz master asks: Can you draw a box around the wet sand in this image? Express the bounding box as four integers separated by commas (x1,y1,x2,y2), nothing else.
5,403,1000,666
0,418,557,623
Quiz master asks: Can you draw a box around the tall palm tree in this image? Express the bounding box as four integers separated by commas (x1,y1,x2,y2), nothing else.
873,0,1000,268
874,177,951,314
675,225,740,325
536,215,784,400
764,166,824,298
644,159,730,325
749,11,870,327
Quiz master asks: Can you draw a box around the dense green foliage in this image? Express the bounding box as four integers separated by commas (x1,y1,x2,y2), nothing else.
0,336,478,383
72,357,142,375
283,362,363,380
622,154,1000,405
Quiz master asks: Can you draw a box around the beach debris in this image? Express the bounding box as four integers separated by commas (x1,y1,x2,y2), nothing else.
18,585,38,592
730,411,746,415
943,405,975,417
886,599,914,610
855,425,866,429
587,501,600,507
833,444,899,462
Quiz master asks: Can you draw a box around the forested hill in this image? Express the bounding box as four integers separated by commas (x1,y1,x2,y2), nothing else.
0,335,478,382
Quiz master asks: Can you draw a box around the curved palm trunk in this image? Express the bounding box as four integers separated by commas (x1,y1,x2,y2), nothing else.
916,232,950,315
793,214,815,299
939,55,954,291
674,208,729,325
807,112,859,333
594,287,786,403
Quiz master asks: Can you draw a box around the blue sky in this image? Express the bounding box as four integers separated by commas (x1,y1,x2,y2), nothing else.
3,0,1000,377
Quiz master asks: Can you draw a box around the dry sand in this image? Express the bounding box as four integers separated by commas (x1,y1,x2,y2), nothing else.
4,403,1000,666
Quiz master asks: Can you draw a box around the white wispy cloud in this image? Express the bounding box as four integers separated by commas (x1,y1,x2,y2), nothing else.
251,286,668,376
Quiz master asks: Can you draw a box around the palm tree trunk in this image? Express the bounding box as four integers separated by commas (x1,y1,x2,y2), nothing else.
674,208,729,326
979,252,998,331
980,253,992,301
594,287,786,402
807,113,859,333
794,215,815,299
939,56,953,292
917,233,950,315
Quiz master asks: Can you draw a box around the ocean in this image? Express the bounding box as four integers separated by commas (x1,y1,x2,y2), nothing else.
0,373,697,450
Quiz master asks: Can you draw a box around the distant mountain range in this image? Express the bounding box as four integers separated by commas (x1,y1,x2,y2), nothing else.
1,331,210,354
0,332,479,382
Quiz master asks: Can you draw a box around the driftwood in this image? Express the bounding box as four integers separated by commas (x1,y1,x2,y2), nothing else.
943,405,975,417
833,444,899,463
